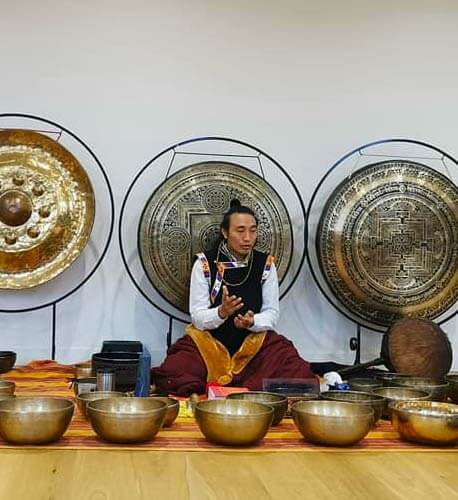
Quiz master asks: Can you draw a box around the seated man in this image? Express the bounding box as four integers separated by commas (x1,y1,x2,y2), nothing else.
152,199,316,396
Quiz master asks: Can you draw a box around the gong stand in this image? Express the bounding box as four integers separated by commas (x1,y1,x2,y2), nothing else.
305,138,458,366
0,113,115,360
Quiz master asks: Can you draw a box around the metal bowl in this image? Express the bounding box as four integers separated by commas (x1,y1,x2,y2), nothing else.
0,352,16,374
292,400,373,446
0,397,74,444
76,391,126,419
0,380,15,396
390,377,449,402
227,392,288,425
375,372,411,387
372,387,431,418
348,378,382,392
321,390,385,424
74,362,93,379
87,397,166,443
151,396,179,427
446,373,458,403
195,400,274,446
390,401,458,445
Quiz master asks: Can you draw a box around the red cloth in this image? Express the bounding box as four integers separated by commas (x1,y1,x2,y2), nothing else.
152,331,316,396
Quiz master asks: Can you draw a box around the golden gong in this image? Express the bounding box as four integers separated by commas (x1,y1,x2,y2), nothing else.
0,129,95,288
317,160,458,327
138,162,293,313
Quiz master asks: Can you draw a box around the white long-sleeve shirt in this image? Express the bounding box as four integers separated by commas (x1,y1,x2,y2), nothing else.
189,257,279,332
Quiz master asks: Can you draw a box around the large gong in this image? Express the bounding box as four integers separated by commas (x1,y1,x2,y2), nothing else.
138,161,293,313
0,129,95,288
317,160,458,327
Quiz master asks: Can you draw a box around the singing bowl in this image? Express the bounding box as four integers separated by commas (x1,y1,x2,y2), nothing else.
390,377,449,402
375,372,411,387
348,378,382,392
390,401,458,445
0,397,74,444
195,400,274,446
76,391,126,419
291,400,373,446
151,396,179,427
74,362,93,379
0,352,16,374
446,374,458,403
372,387,431,419
87,397,166,443
227,392,288,426
0,380,15,396
321,391,385,424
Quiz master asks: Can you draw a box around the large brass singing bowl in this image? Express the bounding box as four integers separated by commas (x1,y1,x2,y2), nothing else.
0,380,15,396
372,387,431,419
76,391,126,419
195,400,274,446
0,129,95,289
227,392,288,426
292,400,373,446
446,374,458,403
0,397,74,445
87,397,166,443
151,396,179,427
390,377,450,402
390,401,458,445
321,390,385,424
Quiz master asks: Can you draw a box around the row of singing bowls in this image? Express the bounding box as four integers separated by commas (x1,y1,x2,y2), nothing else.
227,392,288,425
0,397,74,444
372,387,430,418
321,391,384,424
390,377,449,402
195,400,274,446
292,400,373,446
87,397,166,443
447,374,458,403
76,391,126,419
390,401,458,445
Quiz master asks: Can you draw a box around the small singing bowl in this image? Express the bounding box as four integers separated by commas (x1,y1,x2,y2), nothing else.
348,378,382,392
87,397,167,443
372,387,431,419
390,377,449,402
76,391,126,419
0,397,74,445
445,374,458,403
321,390,385,424
74,362,93,379
227,392,288,425
292,400,373,447
0,352,16,374
0,380,15,396
151,396,179,427
390,401,458,445
195,400,274,446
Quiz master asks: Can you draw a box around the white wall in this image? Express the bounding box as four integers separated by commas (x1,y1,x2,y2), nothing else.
0,0,456,369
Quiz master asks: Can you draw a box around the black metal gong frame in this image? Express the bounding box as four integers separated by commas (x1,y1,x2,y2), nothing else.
305,138,458,365
0,113,115,359
119,136,307,348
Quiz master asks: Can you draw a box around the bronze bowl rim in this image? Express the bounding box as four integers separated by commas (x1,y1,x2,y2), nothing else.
195,399,275,417
0,397,74,413
390,377,450,389
87,397,167,416
321,390,385,403
389,400,458,417
227,391,288,404
292,399,374,418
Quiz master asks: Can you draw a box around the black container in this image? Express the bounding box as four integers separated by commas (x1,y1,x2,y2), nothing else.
92,352,140,391
0,352,16,374
101,341,143,353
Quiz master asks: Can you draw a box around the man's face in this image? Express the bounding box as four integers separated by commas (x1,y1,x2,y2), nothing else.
222,213,257,258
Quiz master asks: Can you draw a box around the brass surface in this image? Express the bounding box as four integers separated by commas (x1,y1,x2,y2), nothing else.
446,373,458,403
195,399,274,446
76,391,126,419
87,397,166,443
390,401,458,445
0,380,15,396
321,390,385,424
74,362,93,380
227,391,288,426
390,377,450,402
291,400,373,446
317,161,458,327
372,387,431,419
347,378,383,392
138,162,292,313
151,396,179,427
0,129,95,288
0,397,74,445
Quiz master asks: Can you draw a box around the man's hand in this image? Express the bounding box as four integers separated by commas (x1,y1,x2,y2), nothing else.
218,285,244,319
234,310,255,329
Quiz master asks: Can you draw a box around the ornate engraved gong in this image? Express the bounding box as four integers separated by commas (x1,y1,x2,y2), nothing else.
317,160,458,327
138,162,293,313
0,129,95,288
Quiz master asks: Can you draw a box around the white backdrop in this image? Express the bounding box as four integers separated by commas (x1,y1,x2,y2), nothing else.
0,0,456,369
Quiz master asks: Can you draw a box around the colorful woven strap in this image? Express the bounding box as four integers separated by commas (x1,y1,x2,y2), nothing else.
196,253,211,288
209,260,248,304
262,255,274,283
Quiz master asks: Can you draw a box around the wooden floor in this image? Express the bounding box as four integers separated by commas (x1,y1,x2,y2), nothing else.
0,450,456,499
